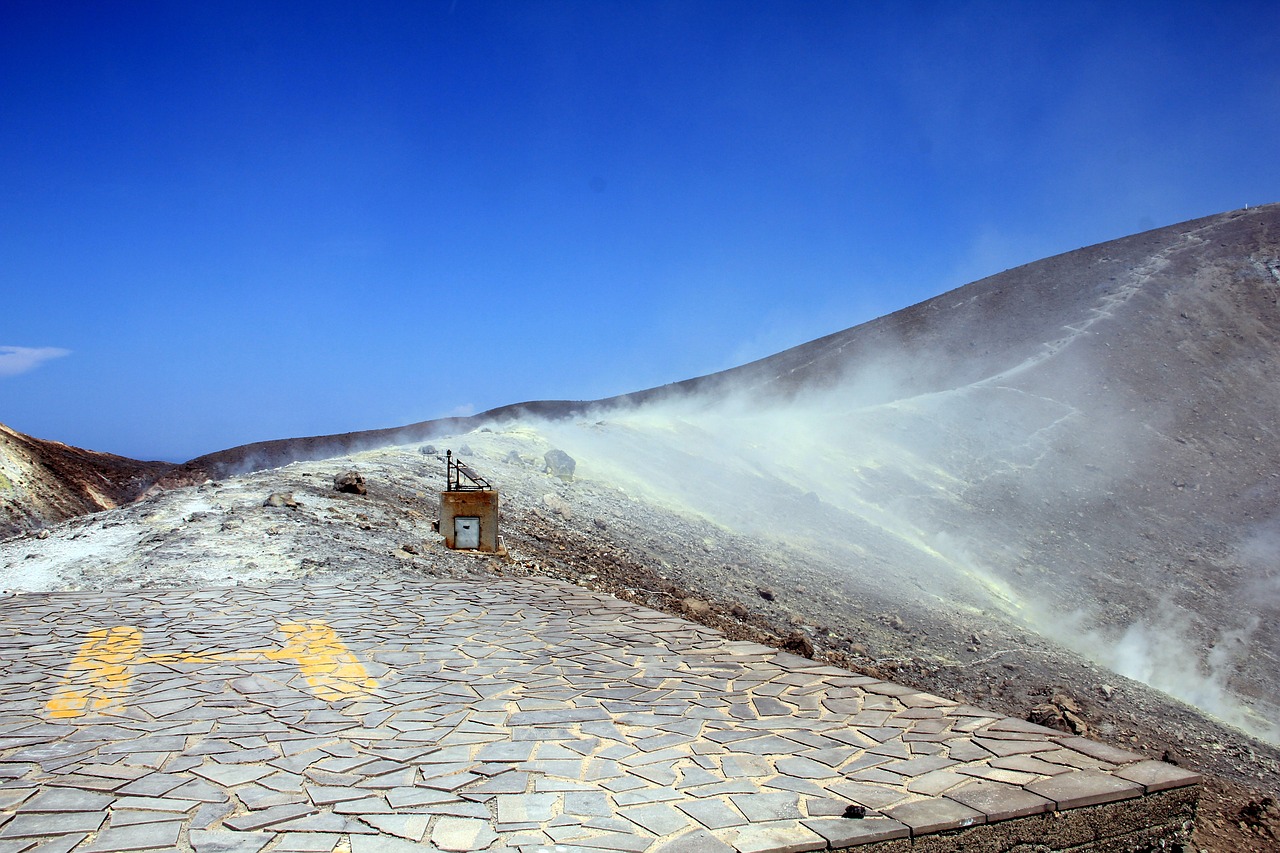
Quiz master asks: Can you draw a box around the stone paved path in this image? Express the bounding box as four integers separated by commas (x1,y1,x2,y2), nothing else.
0,579,1199,852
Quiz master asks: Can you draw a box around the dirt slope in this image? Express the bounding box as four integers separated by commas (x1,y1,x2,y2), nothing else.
0,423,172,540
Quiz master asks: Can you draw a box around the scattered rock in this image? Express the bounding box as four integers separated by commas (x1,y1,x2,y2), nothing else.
542,493,572,520
729,602,750,619
756,586,776,601
592,517,607,531
1027,693,1089,735
1099,684,1116,700
334,471,367,495
504,450,524,465
400,542,419,555
420,445,437,456
458,444,473,456
263,492,299,509
681,597,711,617
781,630,815,658
543,449,576,482
1236,797,1279,839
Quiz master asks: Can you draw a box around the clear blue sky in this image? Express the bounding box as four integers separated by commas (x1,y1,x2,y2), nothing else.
3,1,1278,462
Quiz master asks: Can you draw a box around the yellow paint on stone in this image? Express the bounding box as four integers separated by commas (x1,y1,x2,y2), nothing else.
46,626,144,719
45,620,376,718
267,622,379,702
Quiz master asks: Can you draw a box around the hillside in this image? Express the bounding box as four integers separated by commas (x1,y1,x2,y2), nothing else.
159,204,1280,736
0,423,172,539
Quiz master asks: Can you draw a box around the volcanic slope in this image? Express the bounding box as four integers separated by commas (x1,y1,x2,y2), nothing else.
171,203,1280,747
514,204,1280,745
0,422,171,540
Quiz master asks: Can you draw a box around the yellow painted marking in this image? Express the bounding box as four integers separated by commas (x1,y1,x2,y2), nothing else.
46,626,144,719
46,620,377,719
267,622,379,702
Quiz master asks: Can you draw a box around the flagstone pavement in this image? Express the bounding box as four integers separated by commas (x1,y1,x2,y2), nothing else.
0,579,1199,853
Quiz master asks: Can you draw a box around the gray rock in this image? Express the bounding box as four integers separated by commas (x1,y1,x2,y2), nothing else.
542,493,572,520
782,630,815,658
263,493,298,509
543,449,576,482
419,445,436,456
334,470,367,495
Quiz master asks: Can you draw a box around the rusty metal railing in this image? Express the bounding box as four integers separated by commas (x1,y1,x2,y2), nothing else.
445,450,492,491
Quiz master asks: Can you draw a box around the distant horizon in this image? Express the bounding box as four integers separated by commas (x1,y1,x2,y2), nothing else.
5,1,1279,461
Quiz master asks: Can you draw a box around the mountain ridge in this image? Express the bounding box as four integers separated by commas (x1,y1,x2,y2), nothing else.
161,204,1278,479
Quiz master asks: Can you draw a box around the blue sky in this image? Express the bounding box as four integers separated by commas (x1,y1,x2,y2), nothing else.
3,1,1278,462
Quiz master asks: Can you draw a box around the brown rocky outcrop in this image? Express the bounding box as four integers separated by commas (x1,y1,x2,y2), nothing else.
0,423,172,539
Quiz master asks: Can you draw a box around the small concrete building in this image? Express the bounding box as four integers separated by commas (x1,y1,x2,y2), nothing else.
440,488,500,551
439,451,501,553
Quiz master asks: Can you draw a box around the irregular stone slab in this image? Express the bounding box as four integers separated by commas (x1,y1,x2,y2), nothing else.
78,821,183,852
0,811,105,839
885,797,985,834
1026,769,1144,809
676,797,748,830
944,779,1055,822
188,830,273,853
730,822,827,853
21,789,112,812
359,813,431,841
222,803,318,832
1115,760,1203,793
431,817,499,851
729,792,803,822
802,816,911,846
495,792,557,825
192,763,273,787
351,836,442,853
653,828,736,853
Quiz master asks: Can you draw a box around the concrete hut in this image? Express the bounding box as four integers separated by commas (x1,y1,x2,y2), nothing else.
438,450,501,553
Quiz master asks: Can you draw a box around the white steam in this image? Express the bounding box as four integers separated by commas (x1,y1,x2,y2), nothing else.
1063,612,1279,745
503,354,1279,746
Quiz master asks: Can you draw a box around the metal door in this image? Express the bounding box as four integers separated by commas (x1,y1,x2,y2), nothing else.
454,517,480,549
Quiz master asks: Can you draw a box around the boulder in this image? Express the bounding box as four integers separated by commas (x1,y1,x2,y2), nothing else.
1027,693,1089,735
781,630,815,658
543,449,576,482
542,493,572,520
681,597,711,617
334,470,367,495
263,492,298,509
420,445,437,456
